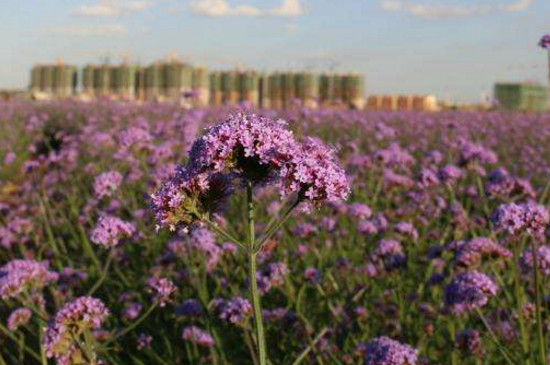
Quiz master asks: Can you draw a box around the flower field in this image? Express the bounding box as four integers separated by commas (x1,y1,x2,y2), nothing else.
1,100,550,364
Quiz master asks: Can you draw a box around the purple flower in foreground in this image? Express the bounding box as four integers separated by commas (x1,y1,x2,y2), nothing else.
7,308,32,331
361,336,418,365
189,112,296,182
151,168,232,232
444,271,498,314
90,215,135,248
182,326,214,347
147,277,176,307
93,170,123,199
43,297,109,362
0,260,58,299
539,34,550,49
279,137,350,209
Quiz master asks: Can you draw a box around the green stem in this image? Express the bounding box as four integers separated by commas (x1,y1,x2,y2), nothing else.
256,198,299,252
203,218,246,250
247,182,267,365
87,252,114,295
512,242,531,365
475,308,517,365
531,240,547,365
291,327,328,365
0,323,42,362
106,303,157,344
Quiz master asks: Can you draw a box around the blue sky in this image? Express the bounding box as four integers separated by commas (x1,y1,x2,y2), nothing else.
0,0,549,102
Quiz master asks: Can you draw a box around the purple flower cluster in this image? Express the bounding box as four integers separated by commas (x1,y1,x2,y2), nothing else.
0,259,58,299
182,326,214,347
485,168,535,198
7,308,32,331
361,336,418,365
444,271,498,314
151,167,232,232
188,112,296,181
93,170,123,199
448,237,511,267
279,137,350,208
256,262,288,294
90,215,135,248
147,277,177,307
519,245,550,276
214,296,252,324
492,202,549,237
152,113,350,231
43,296,109,363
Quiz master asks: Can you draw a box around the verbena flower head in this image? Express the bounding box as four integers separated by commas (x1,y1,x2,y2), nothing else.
449,237,511,267
189,112,297,183
539,34,550,49
90,215,135,248
362,336,418,365
93,170,123,199
519,245,550,276
492,202,549,238
182,326,214,347
0,259,58,299
151,167,232,232
43,296,109,363
444,271,498,314
215,296,252,324
7,308,32,331
147,277,176,307
279,137,350,209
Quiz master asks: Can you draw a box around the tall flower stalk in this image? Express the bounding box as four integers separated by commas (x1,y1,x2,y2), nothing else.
152,113,350,364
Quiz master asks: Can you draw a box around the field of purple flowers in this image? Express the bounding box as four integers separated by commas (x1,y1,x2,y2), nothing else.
1,100,550,365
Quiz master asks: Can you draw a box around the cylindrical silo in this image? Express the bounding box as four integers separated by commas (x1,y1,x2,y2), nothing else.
30,66,42,93
259,73,270,109
41,66,54,94
239,70,260,107
281,72,295,108
344,73,365,109
83,65,95,96
269,73,283,109
210,71,223,106
145,63,162,101
192,66,210,107
93,65,110,97
296,72,319,109
221,71,239,105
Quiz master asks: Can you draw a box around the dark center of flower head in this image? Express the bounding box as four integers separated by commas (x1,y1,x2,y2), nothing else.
234,146,273,184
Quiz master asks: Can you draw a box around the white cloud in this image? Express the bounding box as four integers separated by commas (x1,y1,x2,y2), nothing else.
74,0,153,17
268,0,303,17
189,0,304,18
380,0,534,19
47,24,127,37
500,0,533,12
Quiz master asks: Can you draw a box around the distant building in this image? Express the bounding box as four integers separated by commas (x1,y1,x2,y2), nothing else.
494,82,548,112
29,60,365,109
30,64,77,98
367,94,438,112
